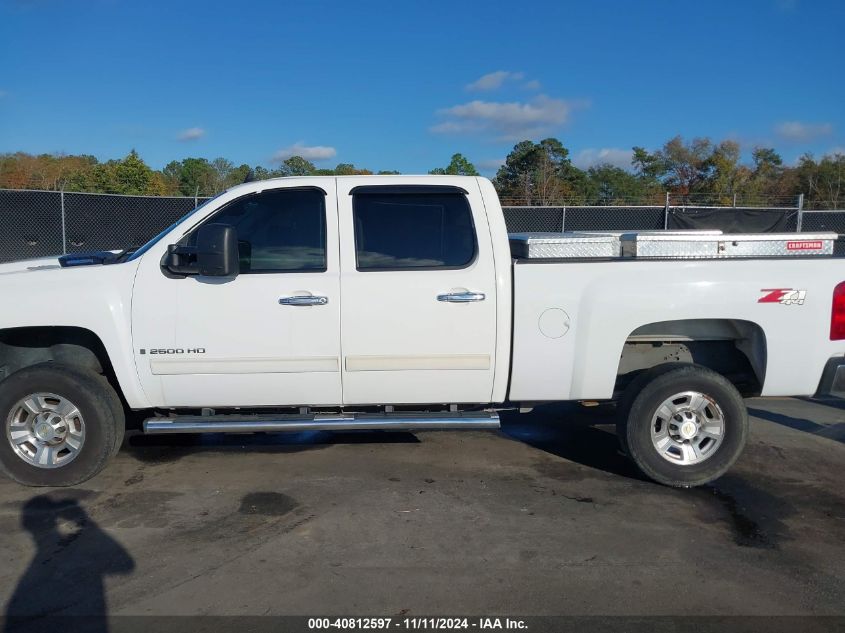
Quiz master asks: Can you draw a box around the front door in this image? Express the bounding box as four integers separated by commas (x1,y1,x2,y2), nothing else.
336,179,498,405
132,180,342,408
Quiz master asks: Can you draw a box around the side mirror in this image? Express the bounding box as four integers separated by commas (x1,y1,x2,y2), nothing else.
196,224,239,277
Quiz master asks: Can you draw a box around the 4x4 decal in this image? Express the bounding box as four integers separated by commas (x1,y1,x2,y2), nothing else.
758,288,806,306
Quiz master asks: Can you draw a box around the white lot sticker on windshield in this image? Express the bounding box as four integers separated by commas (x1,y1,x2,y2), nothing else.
758,288,807,305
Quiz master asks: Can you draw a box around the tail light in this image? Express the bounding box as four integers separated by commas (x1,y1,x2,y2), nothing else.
831,282,845,340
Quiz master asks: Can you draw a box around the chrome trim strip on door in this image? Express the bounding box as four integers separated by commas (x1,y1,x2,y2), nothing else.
345,355,491,372
151,357,340,375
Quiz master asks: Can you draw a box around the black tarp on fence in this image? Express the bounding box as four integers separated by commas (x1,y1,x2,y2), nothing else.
62,193,201,254
0,190,63,264
502,206,666,232
666,207,798,233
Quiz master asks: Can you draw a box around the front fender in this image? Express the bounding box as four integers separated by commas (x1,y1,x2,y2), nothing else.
0,262,148,408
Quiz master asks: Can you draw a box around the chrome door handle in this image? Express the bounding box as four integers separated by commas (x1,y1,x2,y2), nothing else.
437,291,486,303
279,295,329,306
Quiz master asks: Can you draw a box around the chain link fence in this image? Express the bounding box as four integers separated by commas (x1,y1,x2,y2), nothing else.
502,205,813,233
0,190,211,263
502,206,669,232
0,188,843,264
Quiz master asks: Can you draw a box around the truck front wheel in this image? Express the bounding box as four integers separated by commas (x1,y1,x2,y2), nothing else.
621,365,748,487
0,363,124,487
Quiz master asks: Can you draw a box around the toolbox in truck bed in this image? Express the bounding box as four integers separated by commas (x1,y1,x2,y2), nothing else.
509,231,837,260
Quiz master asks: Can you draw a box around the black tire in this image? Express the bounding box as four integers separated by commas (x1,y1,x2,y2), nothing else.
0,363,125,487
615,363,693,455
621,365,748,488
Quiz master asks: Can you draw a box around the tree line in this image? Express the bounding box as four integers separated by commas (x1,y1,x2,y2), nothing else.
1,137,842,209
494,137,843,209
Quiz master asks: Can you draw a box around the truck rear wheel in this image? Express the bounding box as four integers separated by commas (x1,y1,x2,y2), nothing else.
620,365,748,487
0,363,124,487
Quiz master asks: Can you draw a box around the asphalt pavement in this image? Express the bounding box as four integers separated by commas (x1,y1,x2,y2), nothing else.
0,397,842,620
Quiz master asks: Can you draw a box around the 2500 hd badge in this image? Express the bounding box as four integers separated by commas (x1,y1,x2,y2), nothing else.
139,348,207,355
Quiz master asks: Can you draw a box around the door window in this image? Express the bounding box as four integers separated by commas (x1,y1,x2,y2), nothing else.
189,187,326,274
352,192,476,270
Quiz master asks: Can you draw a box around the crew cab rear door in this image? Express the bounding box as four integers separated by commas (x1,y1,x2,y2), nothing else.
336,179,498,405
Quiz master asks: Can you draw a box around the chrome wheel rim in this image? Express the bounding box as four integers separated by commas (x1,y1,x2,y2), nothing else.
6,393,86,469
650,391,725,466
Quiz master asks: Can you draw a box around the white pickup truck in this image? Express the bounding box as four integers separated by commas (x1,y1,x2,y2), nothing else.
1,175,843,488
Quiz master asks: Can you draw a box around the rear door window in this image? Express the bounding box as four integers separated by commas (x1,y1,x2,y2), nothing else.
352,192,476,270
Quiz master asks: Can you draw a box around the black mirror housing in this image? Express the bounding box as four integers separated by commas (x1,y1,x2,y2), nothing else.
196,224,239,277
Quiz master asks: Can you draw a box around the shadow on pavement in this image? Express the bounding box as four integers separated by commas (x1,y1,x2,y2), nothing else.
124,405,643,479
125,429,421,464
747,406,845,444
499,403,647,482
3,496,134,633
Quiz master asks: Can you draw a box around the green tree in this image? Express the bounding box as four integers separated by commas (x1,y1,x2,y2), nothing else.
110,150,154,194
429,153,479,176
706,140,749,204
744,147,786,202
633,136,714,198
752,147,783,174
228,163,253,187
632,146,663,183
251,165,273,181
72,151,157,195
493,139,585,205
586,164,647,204
333,163,373,175
163,158,216,196
494,140,546,205
277,156,316,177
209,157,234,193
161,160,183,194
796,152,845,209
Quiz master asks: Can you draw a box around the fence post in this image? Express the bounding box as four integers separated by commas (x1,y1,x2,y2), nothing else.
733,193,737,208
663,192,670,229
796,193,804,233
194,186,199,209
60,188,67,255
561,204,566,232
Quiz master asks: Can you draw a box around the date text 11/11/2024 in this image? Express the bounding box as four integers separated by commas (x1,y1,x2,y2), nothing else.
307,617,528,630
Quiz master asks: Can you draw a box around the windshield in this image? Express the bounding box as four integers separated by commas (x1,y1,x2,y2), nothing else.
126,194,224,262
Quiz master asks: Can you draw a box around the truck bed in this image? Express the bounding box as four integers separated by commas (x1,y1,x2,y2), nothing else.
508,247,844,403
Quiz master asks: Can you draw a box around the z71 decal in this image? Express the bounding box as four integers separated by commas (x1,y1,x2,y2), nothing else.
758,288,806,306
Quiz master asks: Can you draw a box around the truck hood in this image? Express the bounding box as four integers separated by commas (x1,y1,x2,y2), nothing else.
0,250,127,277
0,256,63,276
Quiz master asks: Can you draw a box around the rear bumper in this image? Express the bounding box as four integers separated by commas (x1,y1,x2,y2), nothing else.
815,357,845,398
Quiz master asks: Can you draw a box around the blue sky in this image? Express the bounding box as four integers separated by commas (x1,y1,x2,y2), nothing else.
0,0,843,175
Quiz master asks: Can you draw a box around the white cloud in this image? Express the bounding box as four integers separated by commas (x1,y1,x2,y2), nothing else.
522,80,541,91
828,146,845,156
432,95,583,141
271,142,337,162
774,121,833,142
574,148,634,170
177,127,206,141
466,71,525,92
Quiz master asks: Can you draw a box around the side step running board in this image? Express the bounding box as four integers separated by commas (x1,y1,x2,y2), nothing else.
143,411,500,434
